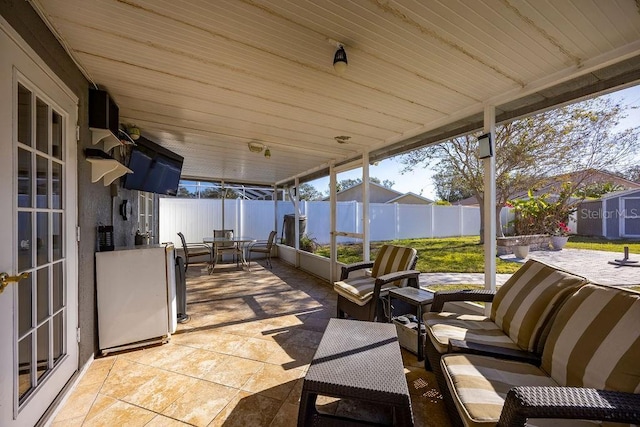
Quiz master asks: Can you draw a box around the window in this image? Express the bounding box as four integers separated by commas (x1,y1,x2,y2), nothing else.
138,191,154,233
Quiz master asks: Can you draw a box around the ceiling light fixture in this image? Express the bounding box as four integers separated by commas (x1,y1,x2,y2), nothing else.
264,147,271,158
333,44,348,75
127,124,140,140
248,141,264,153
334,135,351,144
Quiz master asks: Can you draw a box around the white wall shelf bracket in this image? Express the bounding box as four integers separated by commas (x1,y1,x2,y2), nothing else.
90,128,121,152
86,157,132,186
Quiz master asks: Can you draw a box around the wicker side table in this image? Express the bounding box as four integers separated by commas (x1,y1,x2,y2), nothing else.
297,318,413,426
388,287,434,361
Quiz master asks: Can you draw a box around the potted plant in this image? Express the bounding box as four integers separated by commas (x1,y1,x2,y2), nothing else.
550,221,570,250
513,237,530,259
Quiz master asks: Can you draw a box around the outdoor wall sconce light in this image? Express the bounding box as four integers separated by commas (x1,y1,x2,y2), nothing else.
477,133,493,159
333,44,348,75
264,147,271,158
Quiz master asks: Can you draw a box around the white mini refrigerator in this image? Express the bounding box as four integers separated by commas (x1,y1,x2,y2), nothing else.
96,243,177,354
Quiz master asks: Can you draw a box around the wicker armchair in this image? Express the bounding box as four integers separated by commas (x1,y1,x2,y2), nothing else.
333,245,420,322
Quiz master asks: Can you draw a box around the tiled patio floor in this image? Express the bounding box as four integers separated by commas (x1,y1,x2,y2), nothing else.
52,260,451,426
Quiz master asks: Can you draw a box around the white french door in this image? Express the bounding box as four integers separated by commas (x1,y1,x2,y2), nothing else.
0,19,78,426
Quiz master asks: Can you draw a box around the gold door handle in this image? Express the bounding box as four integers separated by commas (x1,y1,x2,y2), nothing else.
0,272,30,294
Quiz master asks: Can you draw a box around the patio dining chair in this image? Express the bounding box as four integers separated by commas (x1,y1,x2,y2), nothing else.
213,229,242,267
247,230,277,269
333,244,420,322
177,232,211,272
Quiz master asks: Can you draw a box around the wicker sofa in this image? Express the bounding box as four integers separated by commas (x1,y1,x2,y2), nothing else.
424,259,587,373
424,263,640,426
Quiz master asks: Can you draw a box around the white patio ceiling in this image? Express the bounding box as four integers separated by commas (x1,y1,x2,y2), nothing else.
32,0,640,187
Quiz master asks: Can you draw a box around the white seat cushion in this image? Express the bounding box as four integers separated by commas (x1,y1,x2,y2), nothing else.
424,312,520,354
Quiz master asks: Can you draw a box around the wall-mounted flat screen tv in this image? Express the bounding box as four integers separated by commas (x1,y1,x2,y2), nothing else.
122,136,184,196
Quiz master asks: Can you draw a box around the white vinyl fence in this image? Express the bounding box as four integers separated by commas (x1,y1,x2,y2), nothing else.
160,199,482,245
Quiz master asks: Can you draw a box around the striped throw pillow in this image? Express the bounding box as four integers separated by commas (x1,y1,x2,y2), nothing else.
490,259,586,352
541,284,640,392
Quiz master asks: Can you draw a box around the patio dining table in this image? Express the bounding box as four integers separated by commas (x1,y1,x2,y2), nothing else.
203,236,256,273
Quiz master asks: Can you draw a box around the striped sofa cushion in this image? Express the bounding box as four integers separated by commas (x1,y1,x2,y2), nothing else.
424,312,521,353
541,284,640,392
490,259,586,352
441,354,557,427
371,245,417,288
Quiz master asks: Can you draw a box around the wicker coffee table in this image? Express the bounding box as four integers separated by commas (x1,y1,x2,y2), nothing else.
297,318,413,426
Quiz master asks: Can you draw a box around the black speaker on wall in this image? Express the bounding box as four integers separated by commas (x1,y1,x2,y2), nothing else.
89,89,119,137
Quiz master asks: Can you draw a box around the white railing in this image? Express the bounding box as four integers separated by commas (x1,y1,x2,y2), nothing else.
159,198,482,245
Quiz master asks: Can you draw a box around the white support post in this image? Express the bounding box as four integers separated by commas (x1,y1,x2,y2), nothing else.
273,184,278,239
221,180,225,229
294,177,300,268
483,106,497,316
362,152,370,262
329,162,337,282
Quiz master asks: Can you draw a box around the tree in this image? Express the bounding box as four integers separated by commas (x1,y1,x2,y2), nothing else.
176,186,195,198
298,183,324,201
331,177,396,193
400,97,640,240
622,165,640,183
432,170,475,202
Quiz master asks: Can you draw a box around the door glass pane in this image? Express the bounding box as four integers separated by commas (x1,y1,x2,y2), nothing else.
17,84,32,146
18,148,32,208
36,98,49,153
52,110,62,160
53,313,63,364
52,161,62,209
18,274,33,336
37,212,49,266
18,336,33,402
37,267,49,323
36,322,49,382
52,262,63,311
37,155,48,208
53,213,63,261
18,211,33,271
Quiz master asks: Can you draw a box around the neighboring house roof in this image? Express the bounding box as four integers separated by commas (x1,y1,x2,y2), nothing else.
323,182,404,203
386,192,433,204
452,197,480,206
593,187,640,201
520,169,640,198
454,169,640,206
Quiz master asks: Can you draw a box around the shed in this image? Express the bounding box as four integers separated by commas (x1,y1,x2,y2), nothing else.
577,189,640,238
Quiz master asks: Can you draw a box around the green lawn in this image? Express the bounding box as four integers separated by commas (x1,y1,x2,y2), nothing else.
317,237,521,274
315,236,640,274
565,236,640,253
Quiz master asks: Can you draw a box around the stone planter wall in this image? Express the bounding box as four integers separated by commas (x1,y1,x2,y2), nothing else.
497,235,551,256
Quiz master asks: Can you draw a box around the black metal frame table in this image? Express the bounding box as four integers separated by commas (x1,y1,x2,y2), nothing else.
387,287,434,361
298,318,413,427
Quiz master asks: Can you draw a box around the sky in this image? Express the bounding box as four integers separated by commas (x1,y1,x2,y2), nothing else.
307,84,640,200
